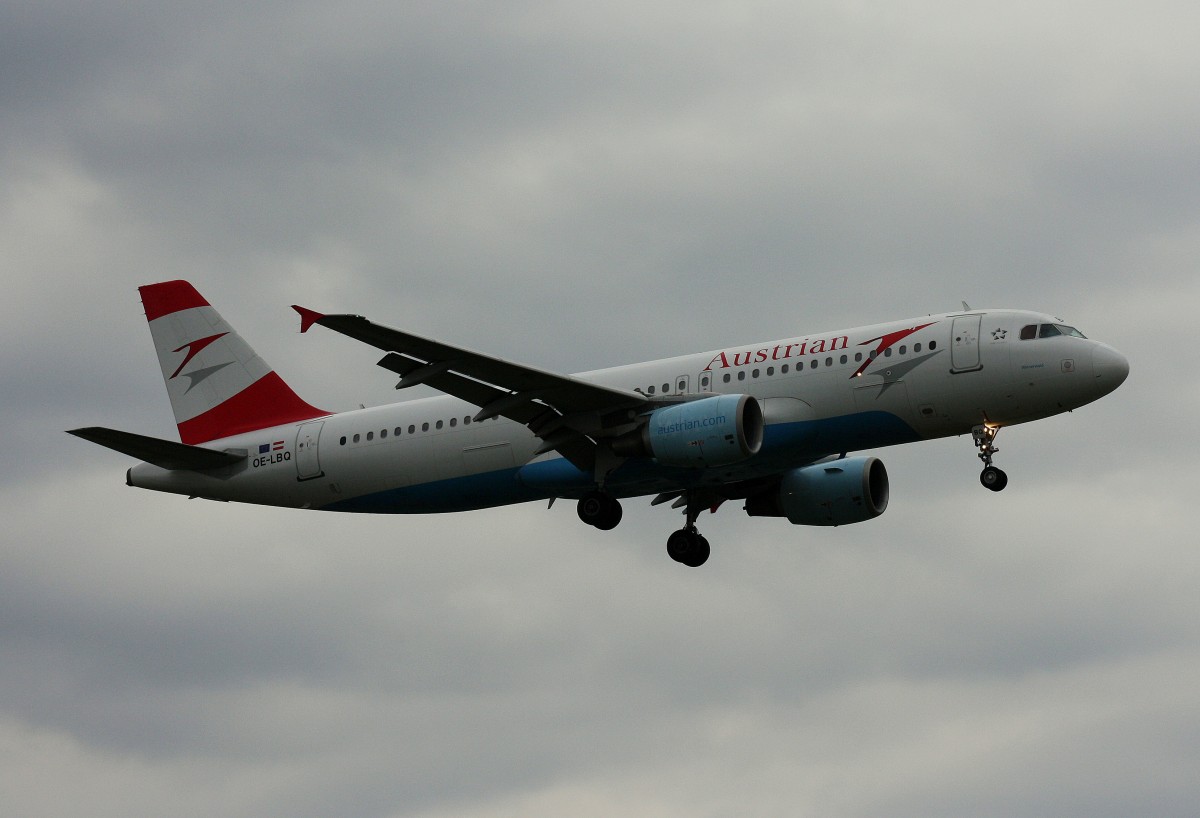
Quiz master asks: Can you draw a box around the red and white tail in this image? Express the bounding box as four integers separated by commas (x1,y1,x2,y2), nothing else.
139,280,328,444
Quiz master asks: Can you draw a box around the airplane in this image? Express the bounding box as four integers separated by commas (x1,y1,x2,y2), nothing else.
70,280,1129,566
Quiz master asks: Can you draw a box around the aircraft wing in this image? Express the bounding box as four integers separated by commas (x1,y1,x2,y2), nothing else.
293,307,648,473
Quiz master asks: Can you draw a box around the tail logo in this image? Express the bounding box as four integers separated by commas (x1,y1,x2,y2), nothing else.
170,332,231,392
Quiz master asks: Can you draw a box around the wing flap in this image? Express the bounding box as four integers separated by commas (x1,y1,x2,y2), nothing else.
300,311,644,413
296,308,650,473
380,353,595,471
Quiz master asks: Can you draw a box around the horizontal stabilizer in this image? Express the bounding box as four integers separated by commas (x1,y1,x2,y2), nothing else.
67,427,246,471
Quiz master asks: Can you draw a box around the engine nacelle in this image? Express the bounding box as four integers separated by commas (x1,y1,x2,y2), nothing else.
745,456,889,526
614,394,763,468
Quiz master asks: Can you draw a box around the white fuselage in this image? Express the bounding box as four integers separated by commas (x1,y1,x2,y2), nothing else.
128,309,1127,512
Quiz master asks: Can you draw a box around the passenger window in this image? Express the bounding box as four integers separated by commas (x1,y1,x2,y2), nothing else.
647,385,655,395
914,343,922,353
408,425,416,434
752,369,760,378
1020,324,1037,340
450,418,457,427
677,379,686,392
855,352,863,362
464,416,471,425
781,364,789,374
738,371,746,381
353,434,360,443
929,340,937,350
395,427,402,436
339,436,347,446
436,420,444,429
840,355,847,364
884,349,892,358
366,431,374,441
421,423,429,432
825,357,832,366
766,367,774,376
662,383,670,393
723,373,731,383
380,429,387,439
898,346,906,355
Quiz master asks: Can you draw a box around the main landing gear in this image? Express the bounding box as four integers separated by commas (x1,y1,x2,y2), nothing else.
666,527,710,567
665,492,712,567
575,488,712,567
577,489,623,530
972,424,1008,492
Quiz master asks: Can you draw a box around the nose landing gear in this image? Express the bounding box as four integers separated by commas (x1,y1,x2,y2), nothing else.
972,424,1008,492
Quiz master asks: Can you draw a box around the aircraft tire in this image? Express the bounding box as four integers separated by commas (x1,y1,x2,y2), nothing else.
667,530,710,567
980,466,1008,492
578,491,622,529
594,498,623,530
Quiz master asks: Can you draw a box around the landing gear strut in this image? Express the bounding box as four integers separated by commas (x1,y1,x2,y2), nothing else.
666,492,711,567
577,490,623,530
972,424,1008,492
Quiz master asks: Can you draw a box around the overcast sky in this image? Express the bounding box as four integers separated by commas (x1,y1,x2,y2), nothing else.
2,2,1197,816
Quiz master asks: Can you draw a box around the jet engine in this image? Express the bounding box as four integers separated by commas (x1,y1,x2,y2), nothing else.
612,394,763,468
744,456,889,526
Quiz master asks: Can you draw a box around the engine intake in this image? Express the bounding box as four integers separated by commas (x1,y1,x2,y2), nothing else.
613,394,763,468
745,456,889,526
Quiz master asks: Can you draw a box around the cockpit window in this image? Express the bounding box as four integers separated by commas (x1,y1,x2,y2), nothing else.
1020,324,1037,340
1039,323,1086,339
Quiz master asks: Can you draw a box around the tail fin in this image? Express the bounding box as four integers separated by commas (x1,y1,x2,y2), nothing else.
139,280,328,444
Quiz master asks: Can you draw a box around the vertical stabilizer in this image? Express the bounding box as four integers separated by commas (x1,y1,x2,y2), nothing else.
139,280,328,444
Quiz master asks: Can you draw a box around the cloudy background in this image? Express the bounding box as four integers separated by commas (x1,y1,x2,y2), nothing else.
2,1,1197,815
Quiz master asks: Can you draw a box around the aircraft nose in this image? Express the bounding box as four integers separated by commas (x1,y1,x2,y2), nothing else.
1092,344,1130,393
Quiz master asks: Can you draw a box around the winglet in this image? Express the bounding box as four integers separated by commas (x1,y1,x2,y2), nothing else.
292,305,326,333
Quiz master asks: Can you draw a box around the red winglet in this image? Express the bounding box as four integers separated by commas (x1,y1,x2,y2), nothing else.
292,305,325,333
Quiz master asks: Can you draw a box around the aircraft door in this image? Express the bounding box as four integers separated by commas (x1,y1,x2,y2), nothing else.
697,371,713,393
295,420,324,480
951,315,983,373
675,374,690,395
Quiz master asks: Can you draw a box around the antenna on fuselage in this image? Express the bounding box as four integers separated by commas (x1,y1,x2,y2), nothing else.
962,300,972,311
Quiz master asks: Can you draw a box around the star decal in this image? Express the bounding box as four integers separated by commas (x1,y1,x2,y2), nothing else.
991,328,1008,341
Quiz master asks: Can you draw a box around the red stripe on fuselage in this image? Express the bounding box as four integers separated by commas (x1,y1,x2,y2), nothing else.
140,280,211,322
176,372,329,444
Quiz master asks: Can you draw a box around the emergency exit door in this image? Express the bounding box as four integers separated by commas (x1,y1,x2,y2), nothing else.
950,315,983,373
295,420,324,480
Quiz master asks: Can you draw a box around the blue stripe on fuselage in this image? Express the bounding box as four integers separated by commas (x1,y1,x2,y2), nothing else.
317,411,921,514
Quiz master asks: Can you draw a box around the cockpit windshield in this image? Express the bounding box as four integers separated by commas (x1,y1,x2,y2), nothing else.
1021,323,1087,340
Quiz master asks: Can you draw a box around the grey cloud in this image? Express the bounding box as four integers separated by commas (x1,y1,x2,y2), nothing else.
2,1,1196,816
